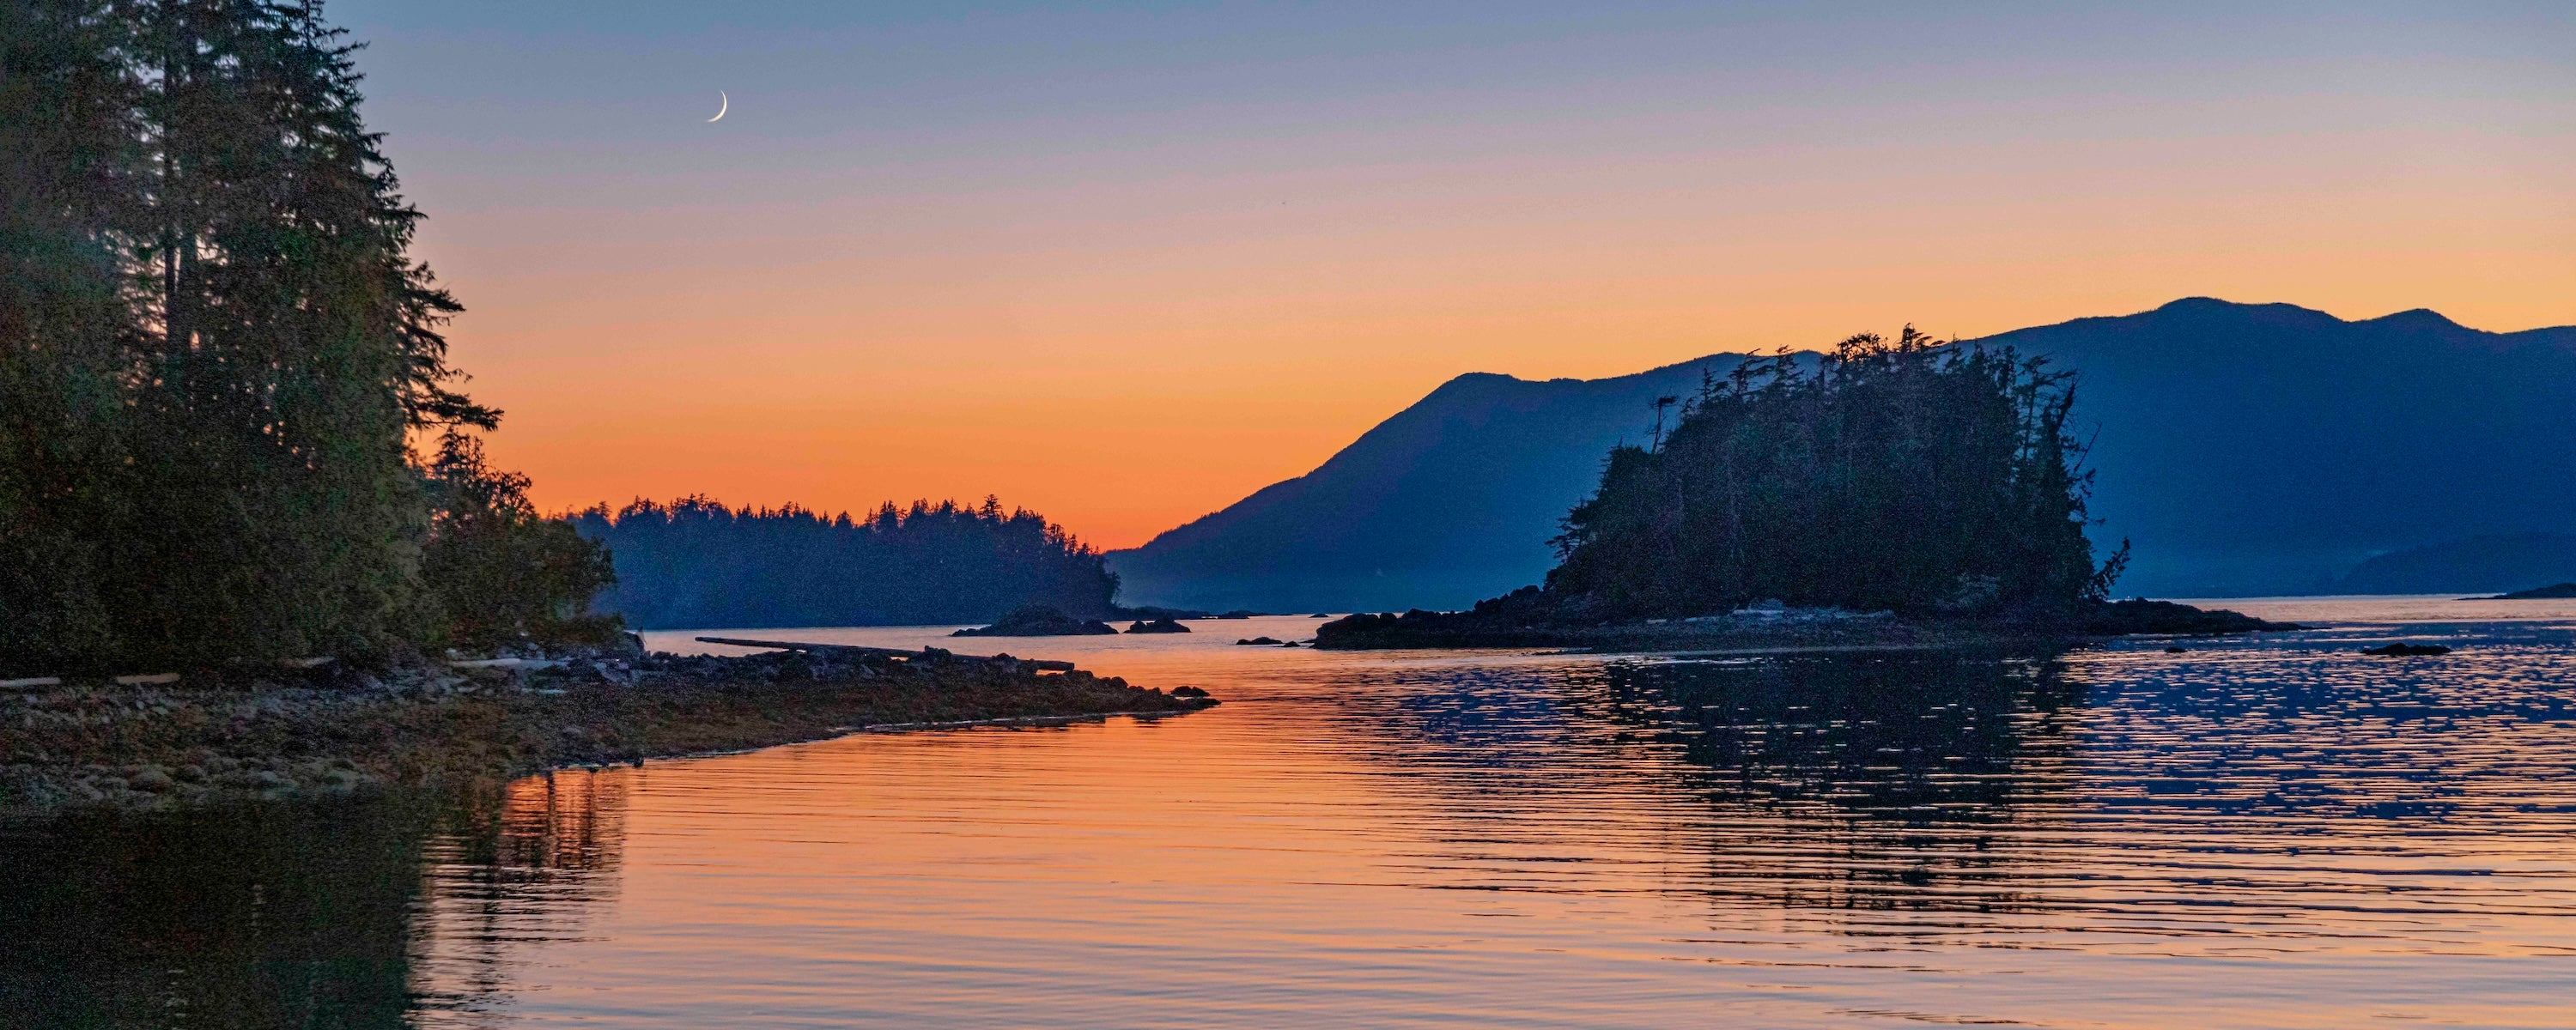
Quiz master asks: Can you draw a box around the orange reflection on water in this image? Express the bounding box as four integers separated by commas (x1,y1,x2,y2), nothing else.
400,613,2576,1028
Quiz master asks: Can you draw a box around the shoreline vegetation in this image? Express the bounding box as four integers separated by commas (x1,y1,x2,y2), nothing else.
1,3,1220,823
3,2,629,675
0,644,1213,821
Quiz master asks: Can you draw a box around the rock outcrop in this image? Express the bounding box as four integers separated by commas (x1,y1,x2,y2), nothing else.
953,605,1118,637
2362,642,2451,656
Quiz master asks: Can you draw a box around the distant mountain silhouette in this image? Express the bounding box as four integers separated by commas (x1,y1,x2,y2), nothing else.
1981,299,2576,596
1109,299,2576,609
2325,533,2576,596
1106,356,1756,613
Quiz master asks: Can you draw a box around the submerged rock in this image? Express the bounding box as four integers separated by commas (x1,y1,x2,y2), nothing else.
2363,642,2452,656
1234,637,1283,645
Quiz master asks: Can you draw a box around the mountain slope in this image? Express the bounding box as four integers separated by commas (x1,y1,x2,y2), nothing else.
1109,299,2576,609
1106,356,1752,613
1981,299,2576,595
2325,533,2576,596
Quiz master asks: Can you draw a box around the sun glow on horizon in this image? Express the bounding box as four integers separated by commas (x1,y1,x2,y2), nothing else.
340,1,2575,548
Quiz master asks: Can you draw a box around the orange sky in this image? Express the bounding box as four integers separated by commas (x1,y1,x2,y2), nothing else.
349,3,2576,549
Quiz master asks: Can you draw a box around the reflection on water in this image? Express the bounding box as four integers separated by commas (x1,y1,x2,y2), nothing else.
1592,653,2087,922
0,797,432,1028
1577,647,2576,953
409,771,629,1027
3,604,2573,1028
0,774,634,1029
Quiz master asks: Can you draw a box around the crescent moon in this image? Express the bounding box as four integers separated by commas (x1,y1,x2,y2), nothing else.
708,91,727,123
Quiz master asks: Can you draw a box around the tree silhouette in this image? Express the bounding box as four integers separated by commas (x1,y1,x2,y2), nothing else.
1547,328,2123,618
1,0,583,672
571,496,1120,630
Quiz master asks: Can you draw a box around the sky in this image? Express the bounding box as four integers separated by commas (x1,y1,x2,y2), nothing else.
331,0,2576,549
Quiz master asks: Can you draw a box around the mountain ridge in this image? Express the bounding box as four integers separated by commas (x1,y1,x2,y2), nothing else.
1108,298,2576,611
1109,354,1763,613
2325,532,2576,596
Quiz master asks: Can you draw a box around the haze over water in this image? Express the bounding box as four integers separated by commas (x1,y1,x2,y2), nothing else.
10,598,2576,1027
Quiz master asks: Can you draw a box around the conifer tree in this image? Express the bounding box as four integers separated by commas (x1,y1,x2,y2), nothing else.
2,0,568,672
0,0,143,670
420,429,616,650
111,0,491,663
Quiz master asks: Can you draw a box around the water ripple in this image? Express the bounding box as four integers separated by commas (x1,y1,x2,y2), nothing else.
4,607,2571,1028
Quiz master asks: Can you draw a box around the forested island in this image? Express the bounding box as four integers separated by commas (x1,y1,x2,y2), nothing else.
1320,330,2282,650
574,496,1120,630
0,1,1195,816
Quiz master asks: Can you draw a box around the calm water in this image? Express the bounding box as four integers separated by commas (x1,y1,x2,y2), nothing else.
6,597,2575,1028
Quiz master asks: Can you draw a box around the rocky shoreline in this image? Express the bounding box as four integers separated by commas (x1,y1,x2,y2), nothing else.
1313,597,2295,651
0,645,1211,821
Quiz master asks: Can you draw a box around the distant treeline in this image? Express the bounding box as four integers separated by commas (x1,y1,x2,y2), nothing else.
1545,328,2124,617
573,496,1120,630
1,1,610,672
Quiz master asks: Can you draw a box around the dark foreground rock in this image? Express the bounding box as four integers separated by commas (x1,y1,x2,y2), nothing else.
953,604,1119,637
0,647,1211,821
